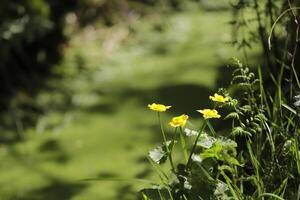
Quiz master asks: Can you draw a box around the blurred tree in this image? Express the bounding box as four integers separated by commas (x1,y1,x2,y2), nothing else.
0,0,78,138
0,0,191,139
0,0,78,97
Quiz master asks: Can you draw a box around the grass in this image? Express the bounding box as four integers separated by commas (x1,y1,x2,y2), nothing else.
0,9,260,200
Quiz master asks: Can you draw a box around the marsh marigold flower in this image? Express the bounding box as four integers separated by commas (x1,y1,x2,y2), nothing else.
148,103,171,112
169,114,189,127
209,93,229,103
197,109,221,119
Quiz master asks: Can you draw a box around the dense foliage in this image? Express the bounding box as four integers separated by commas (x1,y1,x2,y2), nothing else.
139,0,300,199
230,0,300,85
141,58,300,199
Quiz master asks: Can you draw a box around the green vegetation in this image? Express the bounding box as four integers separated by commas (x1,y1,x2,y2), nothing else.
2,0,299,199
0,9,254,200
141,58,300,199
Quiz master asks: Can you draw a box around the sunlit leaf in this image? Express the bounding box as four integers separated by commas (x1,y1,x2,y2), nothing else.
148,141,176,164
197,133,216,149
184,128,199,137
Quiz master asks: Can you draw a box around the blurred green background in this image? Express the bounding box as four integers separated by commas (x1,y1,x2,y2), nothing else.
0,0,260,199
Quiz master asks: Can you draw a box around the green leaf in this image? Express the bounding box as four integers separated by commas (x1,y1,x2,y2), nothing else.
214,181,230,200
197,133,216,149
200,138,240,165
140,187,172,200
148,141,176,164
224,112,239,120
282,103,298,115
149,146,167,164
183,128,198,137
240,105,252,113
141,192,151,200
231,127,243,136
226,157,240,166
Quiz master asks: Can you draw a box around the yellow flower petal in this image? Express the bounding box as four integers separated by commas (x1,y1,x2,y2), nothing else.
148,103,171,112
197,109,221,119
169,114,189,127
209,93,229,103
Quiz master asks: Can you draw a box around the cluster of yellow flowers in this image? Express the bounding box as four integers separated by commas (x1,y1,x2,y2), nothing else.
148,93,229,127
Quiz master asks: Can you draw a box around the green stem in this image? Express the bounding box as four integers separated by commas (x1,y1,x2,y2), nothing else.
179,127,188,162
186,120,207,169
171,127,179,148
206,120,216,136
158,113,168,143
158,113,175,172
294,129,300,175
246,140,264,199
220,170,240,200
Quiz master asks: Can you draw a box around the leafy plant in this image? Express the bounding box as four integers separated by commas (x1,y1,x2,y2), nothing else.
140,55,300,199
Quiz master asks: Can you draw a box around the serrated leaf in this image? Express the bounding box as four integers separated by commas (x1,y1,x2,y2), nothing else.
200,138,240,165
224,112,239,120
232,75,249,81
231,127,244,136
238,83,251,88
240,105,252,112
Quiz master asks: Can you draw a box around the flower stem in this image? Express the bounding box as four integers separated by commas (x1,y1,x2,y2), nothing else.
186,120,207,169
206,120,216,136
158,112,175,172
179,127,188,162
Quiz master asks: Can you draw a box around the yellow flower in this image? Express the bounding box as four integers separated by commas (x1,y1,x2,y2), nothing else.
148,103,171,112
197,109,221,119
169,114,189,127
209,93,229,103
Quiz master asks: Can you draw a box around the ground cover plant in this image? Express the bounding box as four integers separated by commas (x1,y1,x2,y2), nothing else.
139,1,300,199
140,1,300,200
141,57,300,199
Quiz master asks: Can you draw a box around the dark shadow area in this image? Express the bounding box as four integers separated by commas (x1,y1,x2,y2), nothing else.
82,103,117,114
16,180,88,200
0,131,21,144
115,184,139,200
0,0,80,142
214,64,234,89
97,172,119,179
3,146,86,199
135,156,148,164
38,139,69,164
135,167,152,179
124,143,135,151
117,83,213,118
39,139,61,152
156,84,212,117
